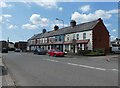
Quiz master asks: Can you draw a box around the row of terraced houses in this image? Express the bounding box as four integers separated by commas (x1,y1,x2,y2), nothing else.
27,18,110,53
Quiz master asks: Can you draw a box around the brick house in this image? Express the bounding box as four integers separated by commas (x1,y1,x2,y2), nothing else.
0,41,8,50
15,41,27,52
27,18,110,53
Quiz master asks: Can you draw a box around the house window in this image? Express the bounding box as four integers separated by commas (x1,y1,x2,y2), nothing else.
55,39,57,42
117,42,119,44
44,39,47,43
37,39,39,44
67,36,69,41
73,34,75,39
77,34,79,40
59,36,62,41
59,39,61,41
83,33,86,39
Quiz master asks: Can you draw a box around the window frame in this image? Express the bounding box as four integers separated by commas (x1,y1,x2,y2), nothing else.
83,33,86,39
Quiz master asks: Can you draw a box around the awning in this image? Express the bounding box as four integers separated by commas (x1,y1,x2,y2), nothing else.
64,39,89,44
76,39,89,44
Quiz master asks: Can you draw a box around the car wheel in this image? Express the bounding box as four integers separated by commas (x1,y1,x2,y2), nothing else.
46,53,50,56
54,54,56,57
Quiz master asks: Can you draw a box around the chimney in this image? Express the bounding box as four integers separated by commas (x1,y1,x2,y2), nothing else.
54,25,59,31
42,29,46,33
98,18,103,22
70,20,76,27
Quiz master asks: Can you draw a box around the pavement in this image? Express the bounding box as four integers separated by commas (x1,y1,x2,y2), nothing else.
0,53,2,88
0,53,15,87
2,51,118,86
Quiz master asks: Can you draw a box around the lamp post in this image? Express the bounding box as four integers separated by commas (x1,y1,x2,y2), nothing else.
56,18,64,28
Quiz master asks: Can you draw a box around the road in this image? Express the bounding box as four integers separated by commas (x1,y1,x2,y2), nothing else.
2,52,118,86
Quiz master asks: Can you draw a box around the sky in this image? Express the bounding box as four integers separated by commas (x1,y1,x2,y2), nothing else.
0,1,119,42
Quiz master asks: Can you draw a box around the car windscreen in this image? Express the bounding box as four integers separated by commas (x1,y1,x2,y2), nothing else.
37,49,43,51
55,50,61,52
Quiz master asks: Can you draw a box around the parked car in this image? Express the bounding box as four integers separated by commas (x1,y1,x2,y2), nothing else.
15,48,21,52
1,48,8,53
47,49,64,57
33,48,47,55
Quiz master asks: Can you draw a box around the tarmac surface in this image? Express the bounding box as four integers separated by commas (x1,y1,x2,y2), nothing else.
2,52,118,86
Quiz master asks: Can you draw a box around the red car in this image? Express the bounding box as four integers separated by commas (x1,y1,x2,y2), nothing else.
47,49,64,57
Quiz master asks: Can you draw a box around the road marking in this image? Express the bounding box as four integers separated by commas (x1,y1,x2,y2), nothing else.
50,60,59,62
67,63,106,71
111,69,118,71
67,62,118,71
44,59,118,72
45,59,59,62
94,68,106,71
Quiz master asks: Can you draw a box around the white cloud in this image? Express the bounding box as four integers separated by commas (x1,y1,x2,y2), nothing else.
22,14,49,30
59,7,63,11
110,35,117,41
22,0,57,9
0,16,2,23
34,1,57,9
3,14,12,18
80,5,90,12
107,9,118,14
22,23,38,30
112,29,117,32
0,14,12,23
8,24,17,29
30,14,49,27
22,0,63,11
30,14,41,24
71,9,117,23
105,23,111,27
0,1,12,8
51,21,69,30
111,35,114,38
40,18,49,27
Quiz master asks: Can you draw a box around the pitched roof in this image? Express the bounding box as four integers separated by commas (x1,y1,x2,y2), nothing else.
28,33,42,40
28,18,101,40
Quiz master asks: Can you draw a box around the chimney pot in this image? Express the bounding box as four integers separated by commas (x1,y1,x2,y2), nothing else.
54,25,59,31
42,29,46,33
70,20,76,27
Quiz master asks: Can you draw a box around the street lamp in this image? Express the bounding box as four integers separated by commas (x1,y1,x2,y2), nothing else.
56,18,64,28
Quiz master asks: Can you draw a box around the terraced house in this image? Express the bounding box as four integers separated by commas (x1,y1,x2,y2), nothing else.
27,18,110,53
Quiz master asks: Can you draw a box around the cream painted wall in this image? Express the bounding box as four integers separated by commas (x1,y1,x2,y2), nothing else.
64,30,93,50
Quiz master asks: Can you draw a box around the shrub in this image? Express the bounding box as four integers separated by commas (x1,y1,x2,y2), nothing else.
85,48,105,56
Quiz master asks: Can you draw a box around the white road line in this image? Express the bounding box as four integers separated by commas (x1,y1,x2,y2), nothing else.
44,59,118,72
45,59,59,62
111,69,118,71
67,63,117,71
95,68,106,71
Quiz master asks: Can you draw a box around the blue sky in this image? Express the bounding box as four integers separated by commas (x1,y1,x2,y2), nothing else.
0,1,119,42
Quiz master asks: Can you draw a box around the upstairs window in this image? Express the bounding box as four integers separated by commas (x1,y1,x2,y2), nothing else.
117,42,120,44
73,34,75,39
77,34,79,40
67,36,69,41
55,39,57,42
83,33,86,39
59,36,62,41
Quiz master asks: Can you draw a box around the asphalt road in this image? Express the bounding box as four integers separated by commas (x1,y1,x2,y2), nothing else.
2,51,118,86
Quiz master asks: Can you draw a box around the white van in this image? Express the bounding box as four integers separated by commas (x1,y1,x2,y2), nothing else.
112,46,120,54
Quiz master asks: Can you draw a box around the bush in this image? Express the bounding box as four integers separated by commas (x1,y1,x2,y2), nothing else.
85,48,105,56
77,50,91,55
